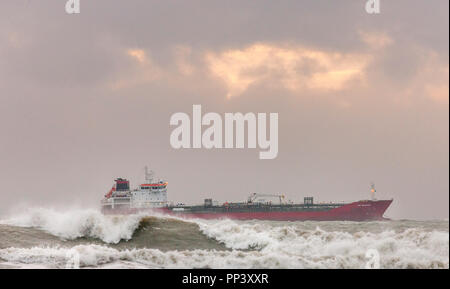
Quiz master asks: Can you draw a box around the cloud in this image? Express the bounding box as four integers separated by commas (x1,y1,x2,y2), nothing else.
422,54,449,104
173,45,196,76
359,31,394,50
127,49,149,64
108,48,161,90
396,50,449,105
205,43,372,98
111,38,448,107
426,79,449,104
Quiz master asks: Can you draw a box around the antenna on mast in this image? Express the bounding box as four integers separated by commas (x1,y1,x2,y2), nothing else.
145,166,154,184
370,182,376,200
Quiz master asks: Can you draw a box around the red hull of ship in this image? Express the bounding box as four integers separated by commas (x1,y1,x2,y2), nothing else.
102,199,393,221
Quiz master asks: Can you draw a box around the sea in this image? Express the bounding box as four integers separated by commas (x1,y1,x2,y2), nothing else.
0,208,448,269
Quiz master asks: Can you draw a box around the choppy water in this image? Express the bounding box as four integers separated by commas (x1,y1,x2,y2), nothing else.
0,208,448,269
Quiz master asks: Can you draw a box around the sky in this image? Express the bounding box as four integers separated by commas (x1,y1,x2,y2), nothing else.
0,0,448,219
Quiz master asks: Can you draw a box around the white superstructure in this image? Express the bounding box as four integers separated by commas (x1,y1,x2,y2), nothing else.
101,167,168,211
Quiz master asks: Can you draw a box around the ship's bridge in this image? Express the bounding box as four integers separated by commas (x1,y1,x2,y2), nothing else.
128,167,168,208
131,180,168,208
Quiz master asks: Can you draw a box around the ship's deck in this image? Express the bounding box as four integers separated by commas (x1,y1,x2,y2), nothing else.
169,202,347,213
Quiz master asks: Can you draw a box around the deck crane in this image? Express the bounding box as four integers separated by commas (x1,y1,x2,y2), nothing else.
247,193,285,205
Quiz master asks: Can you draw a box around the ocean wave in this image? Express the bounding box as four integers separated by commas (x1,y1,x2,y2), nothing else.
0,238,448,269
194,219,449,268
0,245,285,269
0,209,448,268
0,208,144,244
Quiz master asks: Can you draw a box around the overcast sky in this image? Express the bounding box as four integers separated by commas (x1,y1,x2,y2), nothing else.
0,0,448,219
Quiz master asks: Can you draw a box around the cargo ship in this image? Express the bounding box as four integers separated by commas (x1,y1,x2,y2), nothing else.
101,168,393,221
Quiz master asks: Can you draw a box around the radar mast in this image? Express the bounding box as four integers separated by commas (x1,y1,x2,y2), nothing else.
145,166,154,184
370,183,376,200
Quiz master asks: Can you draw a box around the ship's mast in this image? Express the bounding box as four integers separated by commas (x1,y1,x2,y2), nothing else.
145,166,154,184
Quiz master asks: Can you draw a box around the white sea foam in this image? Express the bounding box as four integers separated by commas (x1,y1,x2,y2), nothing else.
0,208,143,244
0,244,375,269
194,219,449,269
0,231,448,269
0,209,448,268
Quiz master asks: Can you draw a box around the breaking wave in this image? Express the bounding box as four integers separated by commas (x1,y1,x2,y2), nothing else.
0,245,291,269
194,219,449,268
0,208,448,268
0,208,143,244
